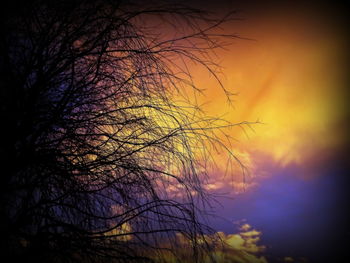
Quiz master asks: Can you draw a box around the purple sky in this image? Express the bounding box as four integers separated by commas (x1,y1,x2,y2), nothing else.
207,155,350,262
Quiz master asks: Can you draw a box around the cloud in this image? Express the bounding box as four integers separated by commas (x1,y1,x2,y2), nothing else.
240,223,252,231
282,256,309,263
198,148,263,195
157,222,268,263
213,223,267,263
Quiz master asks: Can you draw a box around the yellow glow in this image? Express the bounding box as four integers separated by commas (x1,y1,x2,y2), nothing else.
154,223,267,263
103,223,132,241
188,7,347,175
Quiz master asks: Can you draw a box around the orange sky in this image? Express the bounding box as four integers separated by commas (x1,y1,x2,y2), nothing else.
187,1,348,182
164,3,349,261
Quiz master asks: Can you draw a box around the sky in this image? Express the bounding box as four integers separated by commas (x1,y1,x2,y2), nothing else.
2,1,348,262
179,1,349,262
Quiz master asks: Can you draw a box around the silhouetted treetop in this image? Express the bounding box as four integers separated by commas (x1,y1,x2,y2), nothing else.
0,1,240,262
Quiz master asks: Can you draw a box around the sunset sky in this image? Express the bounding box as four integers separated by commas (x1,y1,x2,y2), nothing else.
183,1,349,262
2,0,348,262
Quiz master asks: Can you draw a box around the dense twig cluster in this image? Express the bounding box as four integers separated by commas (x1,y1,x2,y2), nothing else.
0,0,240,262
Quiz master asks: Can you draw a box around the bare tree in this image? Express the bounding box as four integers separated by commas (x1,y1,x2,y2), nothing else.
0,0,241,262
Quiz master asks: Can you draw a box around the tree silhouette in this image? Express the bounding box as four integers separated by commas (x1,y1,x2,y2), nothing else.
0,0,240,262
